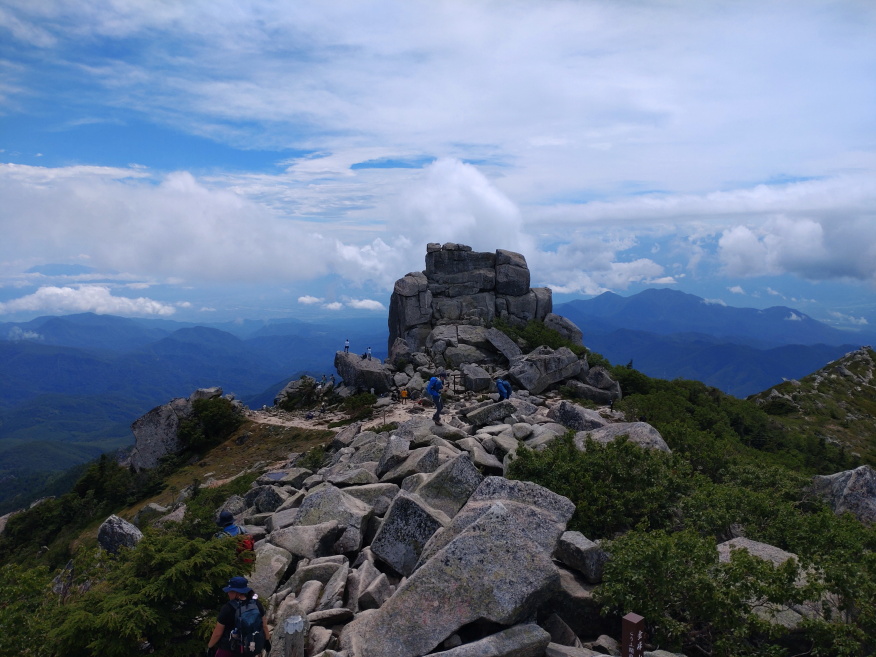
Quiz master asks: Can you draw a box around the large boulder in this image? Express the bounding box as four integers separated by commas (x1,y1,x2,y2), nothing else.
406,453,484,519
485,327,523,362
430,624,551,657
341,500,565,657
509,347,583,394
463,400,517,427
495,249,531,296
129,387,228,471
268,522,345,560
574,422,670,453
293,485,374,553
370,491,450,576
250,543,294,600
417,477,575,566
460,363,493,392
543,313,583,347
554,531,609,584
547,401,608,432
334,351,393,394
97,515,143,553
129,398,190,471
809,465,876,525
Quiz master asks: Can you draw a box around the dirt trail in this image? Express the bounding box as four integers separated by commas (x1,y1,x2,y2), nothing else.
244,400,430,432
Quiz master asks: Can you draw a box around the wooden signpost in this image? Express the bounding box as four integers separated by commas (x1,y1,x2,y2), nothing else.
621,612,645,657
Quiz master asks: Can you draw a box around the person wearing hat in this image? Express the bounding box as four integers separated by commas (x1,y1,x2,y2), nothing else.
214,510,245,539
426,370,447,426
207,576,270,656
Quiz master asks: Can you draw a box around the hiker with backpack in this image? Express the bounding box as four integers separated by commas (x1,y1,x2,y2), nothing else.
207,576,270,657
426,370,447,426
215,510,244,539
496,378,512,400
215,510,255,562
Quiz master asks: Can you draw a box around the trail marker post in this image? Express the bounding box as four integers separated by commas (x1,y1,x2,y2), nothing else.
621,612,645,657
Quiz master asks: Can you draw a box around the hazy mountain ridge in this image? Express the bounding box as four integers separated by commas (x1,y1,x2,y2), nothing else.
555,288,871,396
0,290,870,504
0,313,389,488
559,288,871,346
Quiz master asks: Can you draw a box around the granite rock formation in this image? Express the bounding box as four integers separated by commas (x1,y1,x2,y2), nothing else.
388,243,553,356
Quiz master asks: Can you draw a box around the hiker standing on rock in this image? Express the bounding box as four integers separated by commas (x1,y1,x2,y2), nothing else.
207,576,270,657
344,338,350,353
426,371,446,426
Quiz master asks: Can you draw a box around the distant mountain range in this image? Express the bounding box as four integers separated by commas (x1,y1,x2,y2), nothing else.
0,312,388,490
555,288,874,397
2,288,872,507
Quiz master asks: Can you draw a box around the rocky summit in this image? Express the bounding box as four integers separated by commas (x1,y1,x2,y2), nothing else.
81,243,876,657
111,399,670,657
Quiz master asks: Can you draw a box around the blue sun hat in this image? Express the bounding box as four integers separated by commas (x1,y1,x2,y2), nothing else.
216,510,235,527
222,576,252,594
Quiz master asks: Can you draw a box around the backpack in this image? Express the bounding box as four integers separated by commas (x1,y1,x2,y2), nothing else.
217,526,255,564
426,377,441,396
229,598,265,656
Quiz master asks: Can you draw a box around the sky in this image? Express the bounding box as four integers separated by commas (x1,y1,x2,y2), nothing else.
1,1,875,333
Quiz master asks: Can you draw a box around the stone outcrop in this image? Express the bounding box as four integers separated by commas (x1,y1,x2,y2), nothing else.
334,352,394,394
128,387,233,471
574,422,671,453
388,244,555,357
509,346,583,395
809,465,876,525
97,514,143,553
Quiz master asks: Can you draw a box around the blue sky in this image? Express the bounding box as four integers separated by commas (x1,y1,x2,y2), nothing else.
1,1,875,333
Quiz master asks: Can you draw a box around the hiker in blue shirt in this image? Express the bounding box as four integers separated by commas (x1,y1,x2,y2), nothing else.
426,371,447,426
496,378,512,401
214,510,244,538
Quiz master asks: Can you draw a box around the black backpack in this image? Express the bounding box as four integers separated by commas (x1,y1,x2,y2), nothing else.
228,598,264,656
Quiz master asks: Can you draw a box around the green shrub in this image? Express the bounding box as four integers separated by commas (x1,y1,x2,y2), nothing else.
596,529,808,656
178,397,244,451
298,445,327,471
492,318,586,357
49,533,240,657
507,434,692,537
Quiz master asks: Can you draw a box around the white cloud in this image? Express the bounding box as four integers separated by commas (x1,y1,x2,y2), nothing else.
766,287,783,296
323,302,343,311
785,312,804,321
703,298,727,306
0,285,177,316
346,298,385,311
728,285,745,294
5,326,43,341
298,295,324,305
829,311,869,326
1,1,875,316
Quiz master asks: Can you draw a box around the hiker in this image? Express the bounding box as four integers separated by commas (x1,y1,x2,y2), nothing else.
214,510,244,539
207,576,270,657
496,378,512,401
330,374,336,386
367,346,372,360
344,339,350,353
426,371,447,425
215,510,255,563
400,387,409,404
